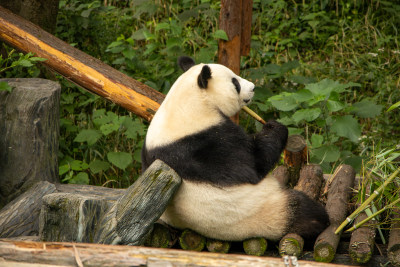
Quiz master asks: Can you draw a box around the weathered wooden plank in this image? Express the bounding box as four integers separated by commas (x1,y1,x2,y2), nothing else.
0,6,163,121
0,239,353,267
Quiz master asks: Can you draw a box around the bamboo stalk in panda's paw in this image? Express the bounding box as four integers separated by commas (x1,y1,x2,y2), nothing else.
242,106,266,125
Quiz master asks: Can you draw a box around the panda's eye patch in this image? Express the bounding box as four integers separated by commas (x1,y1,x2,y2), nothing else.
232,78,241,94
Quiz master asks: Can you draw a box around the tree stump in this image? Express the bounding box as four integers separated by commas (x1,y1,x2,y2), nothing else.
314,165,355,263
0,78,60,209
283,135,308,186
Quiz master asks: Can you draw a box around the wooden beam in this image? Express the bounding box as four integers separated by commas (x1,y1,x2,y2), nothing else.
0,6,164,121
0,239,352,267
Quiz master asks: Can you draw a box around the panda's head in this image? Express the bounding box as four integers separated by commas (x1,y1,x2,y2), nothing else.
172,56,255,117
146,57,255,149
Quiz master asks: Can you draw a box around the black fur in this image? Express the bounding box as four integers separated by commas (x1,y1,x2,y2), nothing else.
232,77,241,93
197,65,212,89
287,190,330,240
142,116,288,187
178,56,196,72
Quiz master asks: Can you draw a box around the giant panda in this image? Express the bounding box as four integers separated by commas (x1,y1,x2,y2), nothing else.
141,56,329,242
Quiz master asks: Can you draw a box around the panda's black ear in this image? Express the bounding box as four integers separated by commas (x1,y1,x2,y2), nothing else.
198,65,212,89
178,56,196,72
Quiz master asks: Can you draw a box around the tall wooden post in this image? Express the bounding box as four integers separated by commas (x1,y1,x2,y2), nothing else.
218,0,253,123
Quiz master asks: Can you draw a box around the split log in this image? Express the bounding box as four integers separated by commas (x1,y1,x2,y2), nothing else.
0,6,164,121
0,239,351,267
348,211,376,264
283,135,308,186
388,207,400,266
206,239,231,254
179,229,206,252
279,233,304,257
92,160,180,245
294,164,324,200
272,165,290,186
0,78,60,208
348,186,376,264
0,181,56,238
314,165,355,263
144,221,178,249
243,237,267,256
39,160,181,245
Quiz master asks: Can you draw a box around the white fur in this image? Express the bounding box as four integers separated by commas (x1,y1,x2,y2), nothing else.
161,174,289,241
145,63,255,150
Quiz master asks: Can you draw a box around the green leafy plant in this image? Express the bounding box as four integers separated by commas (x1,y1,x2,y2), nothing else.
254,77,382,172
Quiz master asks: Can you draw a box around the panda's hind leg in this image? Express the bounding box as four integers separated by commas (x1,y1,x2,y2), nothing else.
287,190,330,240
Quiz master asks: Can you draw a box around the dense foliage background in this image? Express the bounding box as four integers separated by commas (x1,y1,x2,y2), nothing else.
1,0,399,188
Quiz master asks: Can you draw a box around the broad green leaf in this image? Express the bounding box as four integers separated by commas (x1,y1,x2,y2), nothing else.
268,92,298,111
74,129,102,145
0,81,12,93
155,22,170,31
292,89,313,102
352,99,383,118
305,79,360,97
311,134,324,148
70,160,89,171
212,30,228,41
100,123,120,135
292,108,321,123
17,59,33,67
107,152,132,170
331,115,361,143
59,165,70,175
89,160,110,174
288,127,303,135
277,116,295,126
327,100,345,112
133,149,142,163
312,145,340,163
69,172,89,184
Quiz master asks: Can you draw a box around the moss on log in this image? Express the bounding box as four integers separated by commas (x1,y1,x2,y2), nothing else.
144,222,177,249
279,233,304,257
206,239,231,254
179,229,206,251
243,237,267,256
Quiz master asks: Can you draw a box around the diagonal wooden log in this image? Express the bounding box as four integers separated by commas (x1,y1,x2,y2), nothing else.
0,6,164,121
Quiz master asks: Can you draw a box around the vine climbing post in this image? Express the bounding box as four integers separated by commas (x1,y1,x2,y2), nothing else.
218,0,253,123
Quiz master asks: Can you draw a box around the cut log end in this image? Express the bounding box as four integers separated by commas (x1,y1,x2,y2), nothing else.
206,239,231,254
314,242,336,263
179,229,206,251
279,233,304,257
243,237,267,256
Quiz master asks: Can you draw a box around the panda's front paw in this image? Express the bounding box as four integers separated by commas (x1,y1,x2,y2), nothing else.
262,120,288,144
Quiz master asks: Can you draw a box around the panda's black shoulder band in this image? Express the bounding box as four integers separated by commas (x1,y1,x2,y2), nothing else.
198,65,212,89
178,56,196,72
